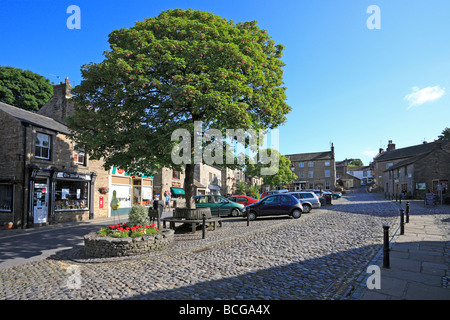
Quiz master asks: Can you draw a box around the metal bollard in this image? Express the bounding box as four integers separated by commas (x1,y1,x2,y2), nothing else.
406,202,410,223
247,212,250,227
383,225,390,268
400,209,405,235
202,213,206,239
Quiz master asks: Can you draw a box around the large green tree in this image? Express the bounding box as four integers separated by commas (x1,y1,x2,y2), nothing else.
245,149,297,188
68,9,291,208
0,66,53,112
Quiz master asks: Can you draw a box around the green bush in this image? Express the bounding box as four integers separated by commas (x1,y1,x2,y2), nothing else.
128,205,150,226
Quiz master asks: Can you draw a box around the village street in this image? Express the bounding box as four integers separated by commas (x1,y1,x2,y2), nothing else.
0,189,414,300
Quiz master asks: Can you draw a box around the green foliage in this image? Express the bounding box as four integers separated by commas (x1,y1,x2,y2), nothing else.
67,8,290,176
437,127,449,141
0,66,53,112
347,158,364,167
128,205,150,226
245,149,297,188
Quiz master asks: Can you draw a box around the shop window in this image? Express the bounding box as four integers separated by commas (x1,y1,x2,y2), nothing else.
0,184,13,212
54,180,89,210
35,133,51,160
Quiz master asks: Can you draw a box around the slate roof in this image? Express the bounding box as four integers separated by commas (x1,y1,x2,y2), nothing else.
374,142,436,162
285,151,333,162
0,101,69,134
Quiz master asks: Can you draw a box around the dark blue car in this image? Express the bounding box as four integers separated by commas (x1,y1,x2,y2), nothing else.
242,194,303,221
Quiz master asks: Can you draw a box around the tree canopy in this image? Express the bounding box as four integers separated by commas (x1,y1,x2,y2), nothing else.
245,149,297,188
67,9,291,207
437,127,450,141
0,66,53,112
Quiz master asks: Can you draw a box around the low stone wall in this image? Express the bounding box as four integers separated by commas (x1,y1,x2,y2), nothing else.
84,229,174,258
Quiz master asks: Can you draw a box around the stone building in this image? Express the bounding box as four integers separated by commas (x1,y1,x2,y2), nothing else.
382,140,450,199
285,144,336,191
220,167,245,196
370,139,447,196
0,78,109,228
152,167,185,200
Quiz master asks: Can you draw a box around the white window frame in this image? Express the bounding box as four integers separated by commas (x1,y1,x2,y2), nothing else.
35,133,51,160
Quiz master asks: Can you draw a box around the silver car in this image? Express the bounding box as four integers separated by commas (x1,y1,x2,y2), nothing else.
288,191,321,213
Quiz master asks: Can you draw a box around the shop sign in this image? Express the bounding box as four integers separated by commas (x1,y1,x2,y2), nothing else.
57,172,91,180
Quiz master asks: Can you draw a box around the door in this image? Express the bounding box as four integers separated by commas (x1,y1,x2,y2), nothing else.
213,195,231,215
258,195,281,216
33,179,49,224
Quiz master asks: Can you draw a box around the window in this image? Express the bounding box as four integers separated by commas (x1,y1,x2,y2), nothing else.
73,143,86,166
173,170,181,179
308,171,314,178
280,195,292,203
262,196,278,205
299,162,304,168
299,171,304,178
363,171,368,177
0,184,13,212
325,181,330,189
325,170,330,178
308,162,314,167
35,133,51,160
324,161,330,166
54,180,89,210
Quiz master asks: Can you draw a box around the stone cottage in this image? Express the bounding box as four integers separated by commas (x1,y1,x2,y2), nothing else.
0,78,109,228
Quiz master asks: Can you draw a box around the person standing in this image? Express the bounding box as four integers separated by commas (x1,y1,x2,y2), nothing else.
165,191,171,211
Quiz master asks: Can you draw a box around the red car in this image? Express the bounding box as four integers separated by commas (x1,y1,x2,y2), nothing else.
227,195,259,206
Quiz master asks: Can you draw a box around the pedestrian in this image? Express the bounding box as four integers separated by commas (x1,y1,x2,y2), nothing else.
165,191,171,211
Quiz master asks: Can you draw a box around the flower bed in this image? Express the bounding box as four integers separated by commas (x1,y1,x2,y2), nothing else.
84,223,174,258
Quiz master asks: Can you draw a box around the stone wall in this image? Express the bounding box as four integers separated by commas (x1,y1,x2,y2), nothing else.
84,229,174,258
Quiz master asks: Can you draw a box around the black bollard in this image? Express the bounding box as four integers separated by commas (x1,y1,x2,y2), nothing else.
406,202,410,223
383,225,390,268
202,213,206,239
247,212,250,227
400,209,405,235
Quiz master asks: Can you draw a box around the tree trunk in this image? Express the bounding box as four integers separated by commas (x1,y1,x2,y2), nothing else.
184,163,195,209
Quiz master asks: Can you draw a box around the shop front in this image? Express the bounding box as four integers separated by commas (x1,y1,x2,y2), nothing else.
28,166,96,226
110,167,153,217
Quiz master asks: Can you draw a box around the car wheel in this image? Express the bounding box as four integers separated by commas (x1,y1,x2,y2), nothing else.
248,211,257,221
231,208,240,217
291,209,302,219
302,204,311,213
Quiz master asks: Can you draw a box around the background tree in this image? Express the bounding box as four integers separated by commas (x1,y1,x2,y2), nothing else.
68,9,290,208
437,127,450,141
0,66,53,112
245,149,297,188
347,158,364,167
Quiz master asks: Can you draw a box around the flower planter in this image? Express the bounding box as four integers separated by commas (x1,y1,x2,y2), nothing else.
84,229,174,258
3,223,13,230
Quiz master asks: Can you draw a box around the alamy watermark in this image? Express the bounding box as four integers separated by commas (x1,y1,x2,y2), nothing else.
366,5,381,30
171,121,280,176
67,5,81,30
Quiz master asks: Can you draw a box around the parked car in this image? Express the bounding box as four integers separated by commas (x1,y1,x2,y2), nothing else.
227,195,258,206
288,191,321,213
260,189,288,199
194,195,244,217
330,191,342,199
242,194,303,221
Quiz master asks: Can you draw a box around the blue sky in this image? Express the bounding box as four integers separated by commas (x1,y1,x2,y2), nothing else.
1,0,449,165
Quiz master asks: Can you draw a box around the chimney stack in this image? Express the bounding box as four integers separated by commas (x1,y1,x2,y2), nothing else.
387,140,396,152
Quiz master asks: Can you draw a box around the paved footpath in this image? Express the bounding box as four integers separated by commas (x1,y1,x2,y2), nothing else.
0,190,448,301
353,199,450,300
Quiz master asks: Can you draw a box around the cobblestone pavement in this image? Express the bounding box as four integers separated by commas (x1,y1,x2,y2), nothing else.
0,190,425,300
